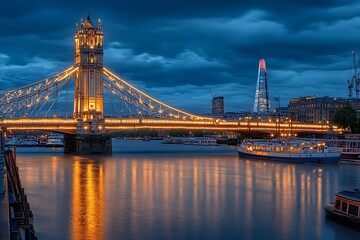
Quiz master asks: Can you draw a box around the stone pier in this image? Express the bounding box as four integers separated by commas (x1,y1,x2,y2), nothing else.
64,134,112,154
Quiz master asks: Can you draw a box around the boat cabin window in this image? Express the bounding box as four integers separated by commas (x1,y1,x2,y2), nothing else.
348,204,359,217
335,200,341,210
341,202,348,212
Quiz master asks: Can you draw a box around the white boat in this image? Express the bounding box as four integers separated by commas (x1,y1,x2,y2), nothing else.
5,137,38,146
237,138,340,163
22,138,39,146
45,134,64,147
326,139,360,162
161,137,184,144
297,138,360,163
6,138,23,146
183,137,218,146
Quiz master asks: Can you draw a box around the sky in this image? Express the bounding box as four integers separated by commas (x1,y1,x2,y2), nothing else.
0,0,359,115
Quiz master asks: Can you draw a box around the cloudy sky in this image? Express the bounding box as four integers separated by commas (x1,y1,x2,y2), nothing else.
0,0,359,115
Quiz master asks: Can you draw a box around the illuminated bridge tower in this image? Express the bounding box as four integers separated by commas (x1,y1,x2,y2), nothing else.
74,12,104,127
253,59,270,114
64,12,112,154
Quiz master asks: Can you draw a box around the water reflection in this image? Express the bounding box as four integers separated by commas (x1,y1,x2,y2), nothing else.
71,157,104,240
14,141,360,240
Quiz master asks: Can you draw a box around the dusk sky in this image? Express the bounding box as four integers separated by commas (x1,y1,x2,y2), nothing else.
0,0,359,114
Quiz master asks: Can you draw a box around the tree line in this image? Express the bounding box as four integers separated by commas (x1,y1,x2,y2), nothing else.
332,105,360,133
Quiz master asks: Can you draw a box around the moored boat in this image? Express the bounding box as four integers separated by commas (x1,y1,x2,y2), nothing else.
183,137,218,146
326,139,360,163
297,138,360,163
161,137,184,144
45,134,64,147
5,136,39,146
325,189,360,231
5,137,23,146
237,138,340,163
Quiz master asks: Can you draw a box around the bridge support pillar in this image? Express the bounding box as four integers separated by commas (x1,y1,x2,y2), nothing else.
63,134,112,154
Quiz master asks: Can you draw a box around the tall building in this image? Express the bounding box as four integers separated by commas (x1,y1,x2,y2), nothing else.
288,96,360,124
253,59,270,114
212,96,224,116
74,11,104,133
347,51,360,98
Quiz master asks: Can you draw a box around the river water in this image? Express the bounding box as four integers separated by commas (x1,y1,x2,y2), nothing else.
15,139,360,240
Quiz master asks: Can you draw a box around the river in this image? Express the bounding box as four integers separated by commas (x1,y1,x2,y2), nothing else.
14,139,360,239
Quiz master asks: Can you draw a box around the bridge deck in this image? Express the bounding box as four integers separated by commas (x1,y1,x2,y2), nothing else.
0,117,342,135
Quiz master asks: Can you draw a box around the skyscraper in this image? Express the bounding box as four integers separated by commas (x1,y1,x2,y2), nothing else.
253,59,270,114
212,96,224,116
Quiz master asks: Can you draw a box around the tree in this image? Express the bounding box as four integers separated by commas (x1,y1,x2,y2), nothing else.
332,105,359,133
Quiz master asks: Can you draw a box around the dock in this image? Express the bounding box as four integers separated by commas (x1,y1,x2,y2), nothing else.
0,155,10,240
0,131,37,240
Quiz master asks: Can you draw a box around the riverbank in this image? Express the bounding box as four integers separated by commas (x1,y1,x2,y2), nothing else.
0,159,10,240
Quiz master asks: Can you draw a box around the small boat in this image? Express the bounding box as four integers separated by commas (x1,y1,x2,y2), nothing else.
45,134,64,147
183,137,218,146
237,138,340,163
325,189,360,231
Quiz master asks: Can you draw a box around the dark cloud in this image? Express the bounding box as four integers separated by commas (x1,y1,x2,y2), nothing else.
0,0,359,114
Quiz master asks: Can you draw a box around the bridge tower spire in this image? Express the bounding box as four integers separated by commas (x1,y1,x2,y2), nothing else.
253,59,270,114
74,11,104,133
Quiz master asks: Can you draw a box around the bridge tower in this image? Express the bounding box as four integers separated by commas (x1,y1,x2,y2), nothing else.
253,59,270,114
64,11,111,154
74,11,104,132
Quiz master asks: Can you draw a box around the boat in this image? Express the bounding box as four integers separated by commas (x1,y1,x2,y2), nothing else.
325,189,360,231
5,136,38,146
45,134,64,147
161,137,184,144
5,137,23,146
296,138,360,163
183,137,218,146
326,139,360,163
21,137,39,146
237,138,340,163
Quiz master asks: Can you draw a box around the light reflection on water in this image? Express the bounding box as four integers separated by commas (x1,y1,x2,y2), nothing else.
15,140,360,240
71,158,104,240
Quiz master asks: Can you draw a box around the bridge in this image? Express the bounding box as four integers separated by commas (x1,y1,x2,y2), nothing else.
0,12,341,153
